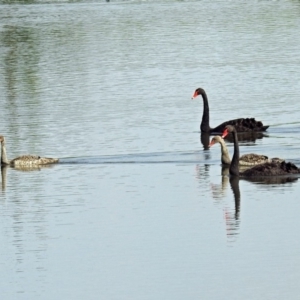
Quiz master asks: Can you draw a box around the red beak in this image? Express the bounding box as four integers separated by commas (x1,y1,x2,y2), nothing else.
191,91,198,99
222,129,229,138
209,140,215,147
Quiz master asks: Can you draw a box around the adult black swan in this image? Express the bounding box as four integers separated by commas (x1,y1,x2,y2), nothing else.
221,125,300,177
192,88,269,134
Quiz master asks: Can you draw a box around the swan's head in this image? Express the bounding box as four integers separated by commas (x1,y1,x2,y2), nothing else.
209,135,223,147
191,87,205,99
222,125,236,138
0,136,5,143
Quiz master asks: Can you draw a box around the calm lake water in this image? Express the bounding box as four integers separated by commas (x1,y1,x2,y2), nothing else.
1,0,300,299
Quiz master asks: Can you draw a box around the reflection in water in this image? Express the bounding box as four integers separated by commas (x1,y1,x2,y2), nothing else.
200,133,210,150
195,164,211,182
11,163,56,172
0,164,57,191
0,164,65,294
200,131,268,151
2,0,36,3
210,167,299,242
243,176,298,185
1,25,40,102
1,166,7,191
224,132,268,144
199,133,212,161
223,176,241,243
229,176,241,224
222,167,241,241
210,166,230,198
210,168,241,242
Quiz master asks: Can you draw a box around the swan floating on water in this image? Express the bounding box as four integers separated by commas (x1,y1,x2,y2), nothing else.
209,135,283,166
192,88,269,134
0,135,59,167
221,125,300,177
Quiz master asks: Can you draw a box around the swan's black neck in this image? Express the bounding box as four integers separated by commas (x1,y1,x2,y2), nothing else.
229,129,240,177
199,90,210,133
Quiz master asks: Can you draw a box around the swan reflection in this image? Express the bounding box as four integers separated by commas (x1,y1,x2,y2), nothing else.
0,164,57,191
242,176,298,185
225,176,241,242
224,131,268,144
210,167,241,242
200,132,268,150
209,165,298,243
1,166,7,191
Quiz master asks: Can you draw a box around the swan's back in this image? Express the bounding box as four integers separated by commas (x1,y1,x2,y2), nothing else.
210,135,277,166
241,161,300,177
236,153,283,166
10,155,59,166
212,118,269,134
239,153,270,166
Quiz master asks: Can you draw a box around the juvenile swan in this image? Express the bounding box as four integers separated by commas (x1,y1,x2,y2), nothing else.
209,135,282,166
0,135,59,167
221,125,300,177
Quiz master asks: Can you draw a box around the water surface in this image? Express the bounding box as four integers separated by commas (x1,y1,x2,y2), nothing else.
1,1,300,299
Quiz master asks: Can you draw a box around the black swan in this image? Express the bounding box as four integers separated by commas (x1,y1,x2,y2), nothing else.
221,125,300,177
192,88,269,134
0,135,59,167
209,135,283,166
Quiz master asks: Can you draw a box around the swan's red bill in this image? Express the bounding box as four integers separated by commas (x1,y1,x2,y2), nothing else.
222,129,229,138
191,91,198,99
209,139,215,147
